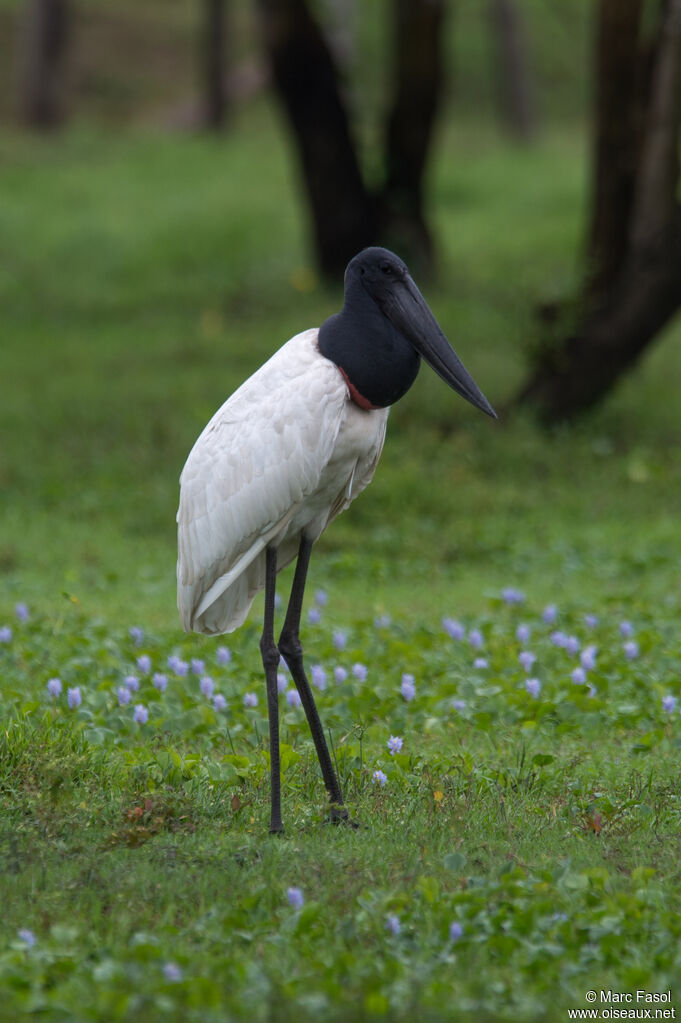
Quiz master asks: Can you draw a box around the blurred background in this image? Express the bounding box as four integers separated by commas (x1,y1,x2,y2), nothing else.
1,0,680,630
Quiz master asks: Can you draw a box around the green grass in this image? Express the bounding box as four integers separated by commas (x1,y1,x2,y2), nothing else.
2,102,681,1021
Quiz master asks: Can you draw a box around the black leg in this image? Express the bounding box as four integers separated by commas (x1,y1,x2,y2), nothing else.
278,535,347,820
260,546,283,834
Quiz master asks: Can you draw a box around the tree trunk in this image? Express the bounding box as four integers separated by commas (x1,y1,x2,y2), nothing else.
256,0,376,276
256,0,445,277
381,0,445,273
516,0,681,424
200,0,228,129
20,0,69,128
488,0,538,142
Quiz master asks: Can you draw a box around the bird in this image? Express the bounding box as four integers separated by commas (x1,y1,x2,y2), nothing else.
177,246,496,833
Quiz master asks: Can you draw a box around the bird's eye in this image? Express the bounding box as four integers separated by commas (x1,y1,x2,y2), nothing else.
381,263,393,275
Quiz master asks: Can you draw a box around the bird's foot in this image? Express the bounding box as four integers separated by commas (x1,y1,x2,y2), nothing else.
326,804,360,829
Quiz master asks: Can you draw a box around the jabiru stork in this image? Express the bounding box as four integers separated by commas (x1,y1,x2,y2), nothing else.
177,246,496,832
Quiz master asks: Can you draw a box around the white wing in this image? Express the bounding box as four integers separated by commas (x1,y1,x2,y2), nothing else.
177,329,387,636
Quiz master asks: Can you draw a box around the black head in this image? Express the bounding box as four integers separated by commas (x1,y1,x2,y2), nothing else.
338,246,497,418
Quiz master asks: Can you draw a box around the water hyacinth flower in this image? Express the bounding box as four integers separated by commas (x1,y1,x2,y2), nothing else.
286,886,304,910
0,626,13,644
136,654,151,675
314,588,328,606
277,672,288,694
216,645,231,666
117,686,132,706
623,640,640,660
565,635,581,656
373,769,387,786
286,689,302,708
308,606,321,625
200,676,215,699
352,662,367,682
581,645,598,671
332,629,347,651
518,650,536,673
587,683,598,698
191,658,205,676
168,655,189,677
452,699,466,712
129,626,144,646
473,657,488,670
525,678,541,699
501,586,525,605
18,929,37,948
468,628,484,650
67,686,82,709
15,603,29,623
213,693,227,712
163,962,183,983
620,620,635,638
334,666,348,684
449,922,463,942
571,667,587,685
311,664,326,690
385,914,401,936
46,677,62,698
244,692,258,708
662,695,677,713
387,735,403,756
584,614,599,629
124,674,139,692
400,673,416,701
542,604,558,625
516,624,531,644
133,704,149,724
442,617,465,641
550,630,568,648
153,672,168,693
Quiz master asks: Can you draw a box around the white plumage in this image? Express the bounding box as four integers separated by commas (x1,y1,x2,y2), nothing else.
177,328,389,635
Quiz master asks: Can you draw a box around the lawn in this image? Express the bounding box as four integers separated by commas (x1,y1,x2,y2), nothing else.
1,102,681,1021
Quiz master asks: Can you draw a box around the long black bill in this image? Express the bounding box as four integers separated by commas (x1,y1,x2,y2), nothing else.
384,276,497,419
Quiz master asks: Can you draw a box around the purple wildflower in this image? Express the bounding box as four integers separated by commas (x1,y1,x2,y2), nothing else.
584,614,599,629
333,630,347,651
519,650,536,673
452,699,466,712
67,686,82,709
473,657,488,670
14,603,29,623
244,692,258,708
620,620,635,638
308,607,321,625
129,626,144,646
374,614,391,629
550,630,568,648
286,887,304,909
216,645,231,666
442,617,465,641
623,640,640,660
311,664,326,690
314,588,328,606
525,678,541,699
117,686,132,706
501,586,525,605
571,667,587,685
662,694,677,713
124,674,139,692
468,628,484,650
565,635,581,656
352,662,367,682
516,624,531,644
200,676,214,699
191,658,205,676
286,689,302,708
46,677,62,698
385,914,401,936
542,604,558,625
153,672,168,692
449,922,463,942
387,735,403,756
373,769,387,786
136,654,151,675
277,672,288,694
400,673,416,701
168,655,188,677
133,704,148,724
334,666,348,684
163,963,183,983
18,929,37,948
213,693,227,712
0,626,13,644
580,645,598,671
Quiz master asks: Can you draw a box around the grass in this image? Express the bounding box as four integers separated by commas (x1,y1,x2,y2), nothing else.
2,97,681,1020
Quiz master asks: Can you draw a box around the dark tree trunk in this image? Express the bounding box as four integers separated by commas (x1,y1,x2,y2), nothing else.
20,0,69,128
256,0,445,277
488,0,538,142
256,0,376,276
381,0,445,272
200,0,228,129
516,0,681,424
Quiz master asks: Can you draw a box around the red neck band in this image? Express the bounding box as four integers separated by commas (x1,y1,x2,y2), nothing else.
338,366,381,411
